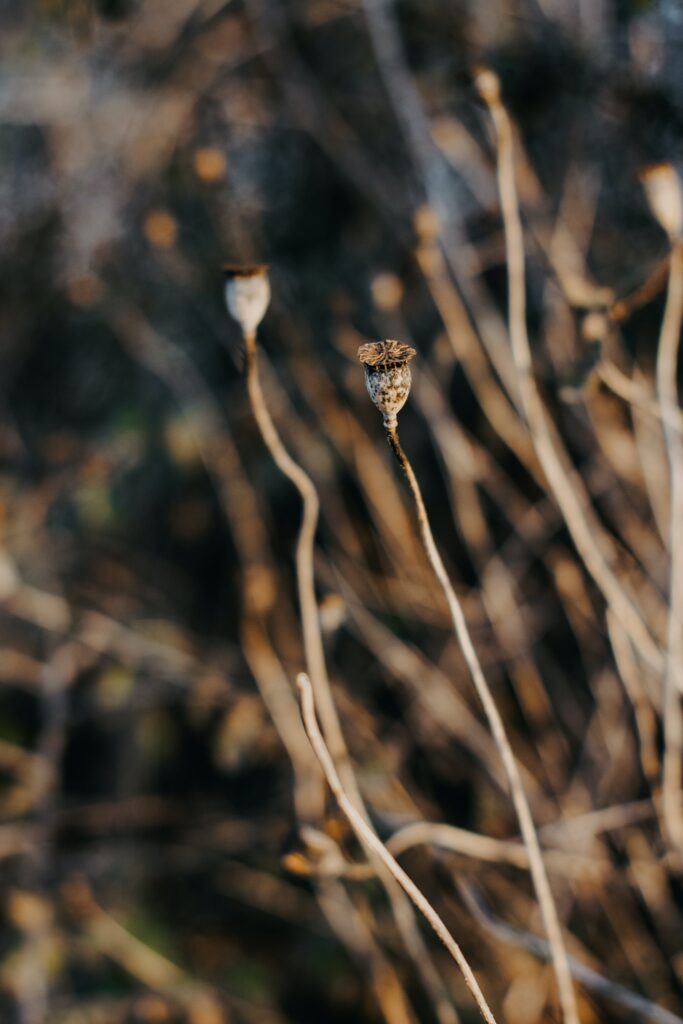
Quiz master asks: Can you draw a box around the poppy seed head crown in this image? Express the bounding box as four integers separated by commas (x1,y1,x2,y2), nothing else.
357,340,416,368
222,263,269,279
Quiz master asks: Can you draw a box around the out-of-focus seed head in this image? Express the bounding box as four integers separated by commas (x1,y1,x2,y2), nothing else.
371,272,403,312
223,264,271,336
472,66,501,108
639,163,683,241
319,592,346,635
358,340,416,429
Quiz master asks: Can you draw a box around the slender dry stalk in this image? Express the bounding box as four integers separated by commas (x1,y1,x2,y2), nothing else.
385,822,609,880
655,240,683,848
538,799,656,845
242,331,459,1024
413,368,569,792
459,879,683,1024
383,419,580,1024
290,821,611,882
109,299,326,820
476,69,663,676
315,878,416,1024
333,570,546,801
112,297,426,1023
361,0,519,405
415,218,542,485
243,331,350,771
599,361,683,436
296,672,499,1024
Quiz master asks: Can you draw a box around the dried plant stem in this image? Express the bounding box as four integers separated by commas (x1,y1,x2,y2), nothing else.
606,611,659,785
599,361,683,436
482,85,662,675
415,240,543,487
656,242,683,848
459,879,683,1024
385,822,607,879
243,332,350,773
243,333,458,1024
384,421,579,1024
111,303,324,819
296,672,499,1024
361,0,519,405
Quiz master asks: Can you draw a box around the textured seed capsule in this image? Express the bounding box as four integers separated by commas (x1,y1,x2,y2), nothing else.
358,340,416,429
223,264,271,335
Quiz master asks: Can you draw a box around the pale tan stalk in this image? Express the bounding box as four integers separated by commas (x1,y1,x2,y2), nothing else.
459,880,683,1024
385,823,607,879
383,421,579,1024
415,238,543,486
301,821,610,882
655,242,683,848
361,0,519,404
116,303,427,1022
480,78,662,676
538,799,655,845
244,332,458,1024
296,672,499,1024
244,332,350,769
599,361,683,435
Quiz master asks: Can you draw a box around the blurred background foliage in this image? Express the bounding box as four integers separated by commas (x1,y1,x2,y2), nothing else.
1,0,683,1021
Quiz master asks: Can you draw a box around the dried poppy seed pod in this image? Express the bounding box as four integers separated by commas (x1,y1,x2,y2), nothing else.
358,340,416,430
639,163,683,241
223,264,270,336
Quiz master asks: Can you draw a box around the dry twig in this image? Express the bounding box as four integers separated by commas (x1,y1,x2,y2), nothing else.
296,672,499,1024
476,68,662,677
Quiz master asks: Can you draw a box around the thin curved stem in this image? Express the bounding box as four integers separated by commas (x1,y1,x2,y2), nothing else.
243,332,459,1024
244,333,352,774
297,672,499,1024
599,361,683,436
384,421,579,1024
459,880,683,1024
655,242,683,848
481,80,662,676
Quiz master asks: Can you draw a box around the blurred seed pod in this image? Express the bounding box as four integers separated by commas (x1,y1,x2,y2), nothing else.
319,592,346,634
371,271,403,312
358,340,417,429
581,311,610,344
223,264,271,336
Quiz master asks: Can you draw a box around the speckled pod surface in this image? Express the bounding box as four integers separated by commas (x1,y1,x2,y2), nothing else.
363,362,412,428
358,340,416,428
